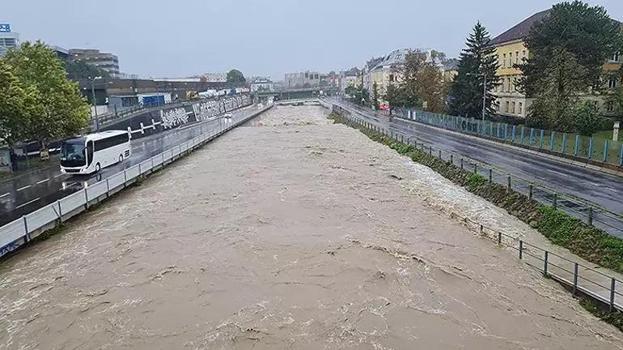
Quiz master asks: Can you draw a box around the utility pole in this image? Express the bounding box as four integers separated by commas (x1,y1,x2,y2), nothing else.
89,76,102,131
482,73,487,122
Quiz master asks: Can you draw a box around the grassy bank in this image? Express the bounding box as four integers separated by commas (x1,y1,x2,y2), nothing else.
329,112,623,329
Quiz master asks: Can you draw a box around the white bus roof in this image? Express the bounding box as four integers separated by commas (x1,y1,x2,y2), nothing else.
84,130,128,141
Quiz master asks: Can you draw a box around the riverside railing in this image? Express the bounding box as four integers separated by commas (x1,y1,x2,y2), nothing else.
397,108,623,169
0,104,273,259
332,100,623,239
337,109,622,312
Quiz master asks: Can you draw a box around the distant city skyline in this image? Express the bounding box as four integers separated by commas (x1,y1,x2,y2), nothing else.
3,0,623,80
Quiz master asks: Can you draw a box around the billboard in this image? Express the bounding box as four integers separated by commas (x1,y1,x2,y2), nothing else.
0,24,11,33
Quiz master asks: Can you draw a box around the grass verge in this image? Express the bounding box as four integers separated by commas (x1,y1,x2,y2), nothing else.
329,111,623,329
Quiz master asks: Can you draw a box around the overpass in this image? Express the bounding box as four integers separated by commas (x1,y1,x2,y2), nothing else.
255,87,338,101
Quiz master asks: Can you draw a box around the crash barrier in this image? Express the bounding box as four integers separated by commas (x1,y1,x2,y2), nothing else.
0,105,273,259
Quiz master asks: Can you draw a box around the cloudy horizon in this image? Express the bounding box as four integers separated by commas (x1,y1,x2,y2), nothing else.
3,0,623,80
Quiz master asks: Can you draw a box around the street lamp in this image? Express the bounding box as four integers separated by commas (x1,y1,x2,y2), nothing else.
88,76,102,131
467,72,487,122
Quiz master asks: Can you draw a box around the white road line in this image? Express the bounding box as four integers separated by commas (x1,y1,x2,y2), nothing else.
0,193,9,199
54,173,64,178
37,178,50,184
15,197,40,209
16,185,31,192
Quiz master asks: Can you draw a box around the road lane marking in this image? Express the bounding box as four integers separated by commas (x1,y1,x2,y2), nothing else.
16,185,31,192
0,193,9,199
15,197,40,209
54,173,64,178
37,178,49,184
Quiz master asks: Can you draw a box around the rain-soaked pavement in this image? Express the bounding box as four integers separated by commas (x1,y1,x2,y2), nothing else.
0,106,622,349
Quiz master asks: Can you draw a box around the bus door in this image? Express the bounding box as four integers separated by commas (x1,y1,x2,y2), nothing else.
86,140,94,167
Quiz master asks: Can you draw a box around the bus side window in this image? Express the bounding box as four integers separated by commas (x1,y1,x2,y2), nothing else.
86,141,94,166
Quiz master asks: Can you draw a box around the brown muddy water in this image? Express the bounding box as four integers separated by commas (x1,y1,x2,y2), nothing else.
0,105,621,349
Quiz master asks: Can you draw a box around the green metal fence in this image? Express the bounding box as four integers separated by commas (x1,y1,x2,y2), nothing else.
399,110,623,167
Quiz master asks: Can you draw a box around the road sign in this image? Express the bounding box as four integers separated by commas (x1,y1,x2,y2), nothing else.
0,24,11,32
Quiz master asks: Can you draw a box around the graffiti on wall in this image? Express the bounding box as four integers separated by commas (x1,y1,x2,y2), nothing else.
161,108,190,129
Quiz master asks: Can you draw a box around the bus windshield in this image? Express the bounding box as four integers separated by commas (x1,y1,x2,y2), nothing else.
60,138,86,167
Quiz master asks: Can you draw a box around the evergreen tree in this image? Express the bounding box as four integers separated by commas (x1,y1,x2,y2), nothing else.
448,22,500,118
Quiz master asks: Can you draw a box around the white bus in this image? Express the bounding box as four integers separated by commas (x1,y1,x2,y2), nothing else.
60,130,131,175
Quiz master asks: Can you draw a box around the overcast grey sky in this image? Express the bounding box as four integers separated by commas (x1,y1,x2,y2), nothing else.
3,0,623,80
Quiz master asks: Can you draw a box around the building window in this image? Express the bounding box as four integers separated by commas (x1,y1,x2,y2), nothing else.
509,52,513,67
505,101,510,113
515,51,519,64
518,102,523,115
503,54,506,68
522,50,527,61
609,76,618,89
499,55,503,67
612,52,620,62
511,102,516,114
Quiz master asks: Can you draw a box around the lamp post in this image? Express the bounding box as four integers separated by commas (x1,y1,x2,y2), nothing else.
466,72,487,122
88,76,102,131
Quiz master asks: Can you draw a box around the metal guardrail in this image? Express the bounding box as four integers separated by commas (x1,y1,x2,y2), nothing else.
331,100,623,239
0,104,273,259
334,105,623,312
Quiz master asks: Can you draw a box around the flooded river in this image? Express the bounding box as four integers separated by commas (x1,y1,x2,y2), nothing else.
1,105,621,349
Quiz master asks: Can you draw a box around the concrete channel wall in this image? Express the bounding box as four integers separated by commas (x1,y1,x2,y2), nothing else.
0,104,273,259
102,95,252,140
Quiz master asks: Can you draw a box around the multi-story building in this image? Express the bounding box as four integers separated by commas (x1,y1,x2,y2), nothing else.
365,49,444,98
250,77,274,92
442,58,459,82
202,72,227,83
0,24,19,57
491,10,622,119
339,67,361,92
69,48,120,77
284,71,320,89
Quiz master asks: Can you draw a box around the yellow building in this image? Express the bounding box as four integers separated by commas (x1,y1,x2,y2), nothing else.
490,10,622,119
490,10,548,119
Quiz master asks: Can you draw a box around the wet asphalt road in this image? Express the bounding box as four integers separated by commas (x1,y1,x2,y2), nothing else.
330,99,623,236
0,106,255,226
